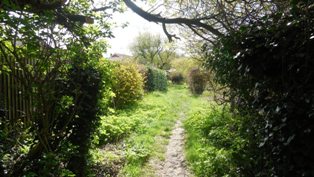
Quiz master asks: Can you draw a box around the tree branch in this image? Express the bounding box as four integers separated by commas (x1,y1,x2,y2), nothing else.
1,0,94,24
123,0,224,37
0,0,67,11
188,25,215,45
162,23,180,42
93,6,111,12
56,13,94,24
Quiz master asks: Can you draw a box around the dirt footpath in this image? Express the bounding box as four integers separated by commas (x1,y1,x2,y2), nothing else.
156,114,192,177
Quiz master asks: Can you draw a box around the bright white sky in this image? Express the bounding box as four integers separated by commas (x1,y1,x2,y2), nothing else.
105,8,164,57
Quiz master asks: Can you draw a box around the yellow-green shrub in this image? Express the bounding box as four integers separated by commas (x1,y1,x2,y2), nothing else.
111,63,144,108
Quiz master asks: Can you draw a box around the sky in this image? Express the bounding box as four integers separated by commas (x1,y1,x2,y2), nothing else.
105,8,164,57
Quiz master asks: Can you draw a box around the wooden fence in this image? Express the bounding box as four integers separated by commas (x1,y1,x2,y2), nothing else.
0,57,32,124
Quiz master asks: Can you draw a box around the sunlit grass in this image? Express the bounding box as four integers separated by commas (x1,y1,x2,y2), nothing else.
118,84,192,176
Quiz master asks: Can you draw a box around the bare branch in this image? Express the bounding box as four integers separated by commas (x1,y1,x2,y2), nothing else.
188,25,215,45
93,6,111,12
162,23,180,42
123,0,224,37
1,0,94,24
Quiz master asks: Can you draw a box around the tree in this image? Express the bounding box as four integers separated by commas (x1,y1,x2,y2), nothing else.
123,0,284,63
130,32,176,69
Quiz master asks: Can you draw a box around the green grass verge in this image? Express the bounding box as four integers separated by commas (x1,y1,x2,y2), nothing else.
184,104,248,177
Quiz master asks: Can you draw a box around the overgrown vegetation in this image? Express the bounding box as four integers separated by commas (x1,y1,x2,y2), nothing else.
92,85,201,176
168,71,184,84
170,57,199,81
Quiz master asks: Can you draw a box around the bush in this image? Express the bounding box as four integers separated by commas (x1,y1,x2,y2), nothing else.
111,63,144,108
169,72,184,84
143,67,168,92
188,68,207,95
96,113,141,145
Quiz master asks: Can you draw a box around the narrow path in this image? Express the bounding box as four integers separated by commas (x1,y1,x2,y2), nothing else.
158,113,191,177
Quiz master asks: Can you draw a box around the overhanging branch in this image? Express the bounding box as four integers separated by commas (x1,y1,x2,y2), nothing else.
162,23,180,42
1,0,94,24
0,0,67,11
123,0,224,37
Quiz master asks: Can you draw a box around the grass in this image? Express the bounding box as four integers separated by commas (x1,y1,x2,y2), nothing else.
91,84,210,177
118,84,193,176
184,103,248,177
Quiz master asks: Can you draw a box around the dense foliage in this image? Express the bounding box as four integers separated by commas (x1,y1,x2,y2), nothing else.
205,2,314,176
66,61,102,176
111,63,144,108
2,0,314,176
143,67,168,92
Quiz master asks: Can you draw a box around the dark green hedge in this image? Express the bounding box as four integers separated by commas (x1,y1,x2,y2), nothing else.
206,3,314,176
144,67,167,92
